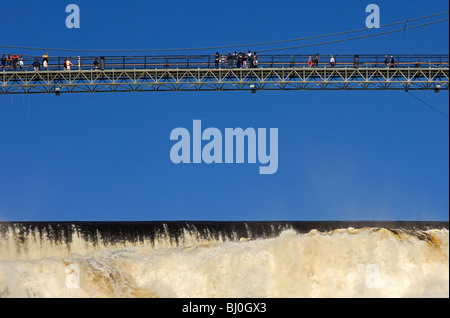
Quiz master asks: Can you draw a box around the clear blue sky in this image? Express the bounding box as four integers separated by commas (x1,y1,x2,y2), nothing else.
0,0,448,221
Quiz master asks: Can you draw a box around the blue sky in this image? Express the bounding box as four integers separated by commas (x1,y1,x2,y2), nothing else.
0,0,448,221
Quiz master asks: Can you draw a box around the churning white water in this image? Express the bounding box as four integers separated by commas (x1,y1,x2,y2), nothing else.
0,222,448,298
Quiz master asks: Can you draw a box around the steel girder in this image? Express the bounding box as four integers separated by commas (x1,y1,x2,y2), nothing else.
0,67,448,95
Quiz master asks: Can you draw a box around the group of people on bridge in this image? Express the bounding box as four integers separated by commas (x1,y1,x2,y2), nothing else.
29,53,101,71
212,52,397,69
1,53,24,71
2,51,400,72
1,52,101,72
215,51,259,69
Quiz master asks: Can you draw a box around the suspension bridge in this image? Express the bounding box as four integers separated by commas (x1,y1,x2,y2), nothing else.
0,11,448,95
0,54,448,95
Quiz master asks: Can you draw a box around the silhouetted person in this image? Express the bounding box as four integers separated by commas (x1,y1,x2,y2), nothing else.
215,52,219,68
354,55,359,68
6,54,12,70
1,54,6,71
227,52,233,68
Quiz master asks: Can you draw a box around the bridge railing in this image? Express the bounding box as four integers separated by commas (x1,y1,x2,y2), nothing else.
1,54,448,72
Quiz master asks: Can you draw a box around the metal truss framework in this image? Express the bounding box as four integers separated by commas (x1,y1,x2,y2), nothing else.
1,67,448,95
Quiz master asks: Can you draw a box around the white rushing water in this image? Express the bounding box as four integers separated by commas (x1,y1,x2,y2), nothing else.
0,227,448,298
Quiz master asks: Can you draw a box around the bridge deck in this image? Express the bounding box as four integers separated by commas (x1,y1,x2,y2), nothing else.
1,54,448,94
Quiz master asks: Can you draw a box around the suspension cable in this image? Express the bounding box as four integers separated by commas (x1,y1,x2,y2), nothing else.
407,91,449,118
0,11,448,54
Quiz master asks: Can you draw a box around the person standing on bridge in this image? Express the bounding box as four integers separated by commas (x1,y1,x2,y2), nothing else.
307,55,313,68
330,55,335,67
64,57,74,71
227,52,233,68
1,55,6,71
12,53,18,71
32,58,41,71
221,54,226,67
6,55,12,71
252,52,258,68
242,52,248,68
384,55,389,68
18,55,24,70
78,57,82,70
314,54,319,67
390,56,395,68
215,52,220,68
42,52,49,70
